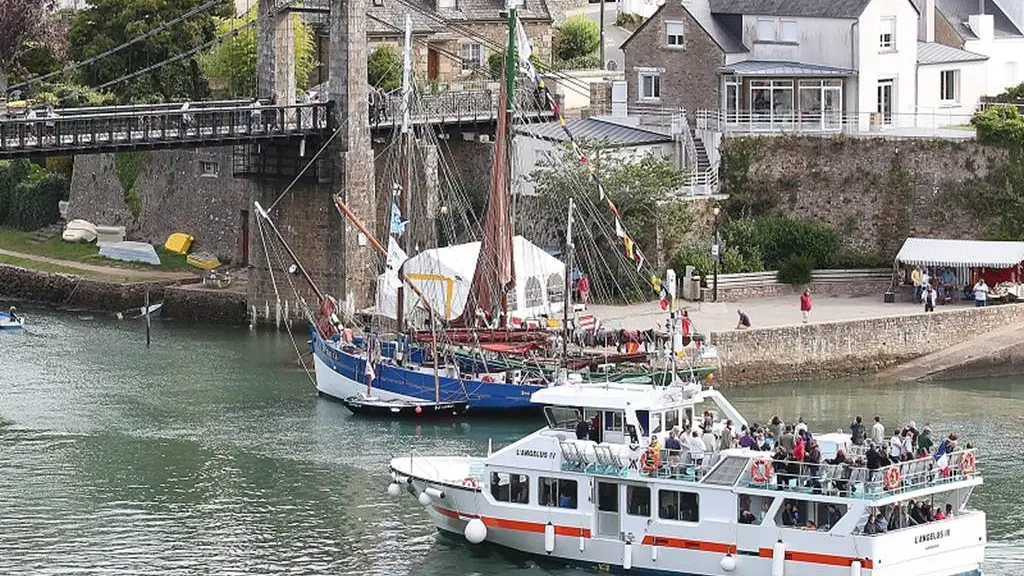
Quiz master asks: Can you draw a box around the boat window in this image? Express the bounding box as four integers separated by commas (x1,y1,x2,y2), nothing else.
684,407,694,429
664,409,679,432
650,412,663,435
776,498,846,532
597,482,619,512
658,490,699,522
491,472,530,504
627,486,651,516
544,406,582,431
603,411,623,432
636,410,649,436
738,494,775,525
539,477,578,509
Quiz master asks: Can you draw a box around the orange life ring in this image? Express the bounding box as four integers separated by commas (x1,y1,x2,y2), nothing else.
481,375,495,383
461,477,479,489
883,466,902,491
961,451,976,475
641,447,661,473
750,458,772,483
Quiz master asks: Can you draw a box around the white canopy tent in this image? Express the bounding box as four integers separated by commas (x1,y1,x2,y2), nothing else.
375,235,566,321
895,238,1024,268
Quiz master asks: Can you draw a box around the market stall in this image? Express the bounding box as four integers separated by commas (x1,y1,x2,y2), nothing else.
894,237,1024,302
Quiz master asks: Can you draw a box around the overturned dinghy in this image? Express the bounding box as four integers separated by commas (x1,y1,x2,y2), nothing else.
98,241,161,266
62,219,97,243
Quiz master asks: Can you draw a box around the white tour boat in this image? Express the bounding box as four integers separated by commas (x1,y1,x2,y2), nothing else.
388,381,985,576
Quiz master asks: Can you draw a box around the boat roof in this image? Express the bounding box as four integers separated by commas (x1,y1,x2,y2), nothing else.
530,382,696,411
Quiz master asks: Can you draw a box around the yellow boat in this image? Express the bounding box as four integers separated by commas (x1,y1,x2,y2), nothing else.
187,251,221,270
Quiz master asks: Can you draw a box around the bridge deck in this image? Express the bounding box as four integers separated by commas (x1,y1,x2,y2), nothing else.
0,88,553,158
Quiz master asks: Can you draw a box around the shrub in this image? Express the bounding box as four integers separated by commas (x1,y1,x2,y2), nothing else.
777,254,813,286
9,172,68,231
971,105,1024,146
723,216,840,270
487,52,503,78
553,54,602,70
554,15,600,62
0,160,32,225
368,45,403,92
669,244,715,281
615,12,643,29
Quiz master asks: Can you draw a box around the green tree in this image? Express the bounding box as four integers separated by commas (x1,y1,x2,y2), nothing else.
969,105,1024,239
553,15,600,63
368,44,403,92
0,0,65,95
529,145,691,301
200,6,316,98
68,0,233,103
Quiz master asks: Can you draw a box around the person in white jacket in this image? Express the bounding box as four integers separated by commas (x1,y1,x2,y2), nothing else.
922,284,937,312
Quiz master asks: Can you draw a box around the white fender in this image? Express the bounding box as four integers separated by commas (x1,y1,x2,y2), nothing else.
651,542,658,562
720,554,736,571
544,523,555,553
771,540,786,576
623,542,633,570
464,518,487,544
578,535,585,552
417,492,431,506
850,560,862,576
386,483,401,497
425,487,445,500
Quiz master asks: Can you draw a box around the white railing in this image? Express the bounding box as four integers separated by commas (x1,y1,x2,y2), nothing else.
679,166,719,196
695,109,977,138
707,269,891,290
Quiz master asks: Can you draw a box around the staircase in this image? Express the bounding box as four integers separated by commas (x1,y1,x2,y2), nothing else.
690,128,712,174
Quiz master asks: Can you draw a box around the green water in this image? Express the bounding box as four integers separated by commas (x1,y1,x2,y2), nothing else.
1,306,1022,575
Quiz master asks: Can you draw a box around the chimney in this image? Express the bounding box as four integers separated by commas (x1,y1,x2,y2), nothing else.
924,0,935,42
969,12,994,42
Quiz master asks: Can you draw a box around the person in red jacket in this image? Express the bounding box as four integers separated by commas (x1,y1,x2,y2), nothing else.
800,288,812,324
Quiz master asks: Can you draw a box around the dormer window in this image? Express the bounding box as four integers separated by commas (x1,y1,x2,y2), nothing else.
755,19,775,42
438,0,455,9
666,21,685,47
780,20,797,43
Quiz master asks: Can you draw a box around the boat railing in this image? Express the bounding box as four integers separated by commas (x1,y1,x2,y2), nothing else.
740,449,978,499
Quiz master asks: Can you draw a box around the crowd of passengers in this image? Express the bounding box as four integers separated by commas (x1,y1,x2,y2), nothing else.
862,501,955,534
612,412,971,493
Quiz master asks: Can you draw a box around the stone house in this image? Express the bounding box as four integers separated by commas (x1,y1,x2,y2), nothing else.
366,0,554,85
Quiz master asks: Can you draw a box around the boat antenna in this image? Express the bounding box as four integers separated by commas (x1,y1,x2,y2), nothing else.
562,197,574,364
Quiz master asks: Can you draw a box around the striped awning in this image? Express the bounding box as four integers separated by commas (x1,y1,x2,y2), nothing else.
895,237,1024,268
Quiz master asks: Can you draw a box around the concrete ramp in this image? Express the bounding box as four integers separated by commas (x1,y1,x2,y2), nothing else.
885,321,1024,381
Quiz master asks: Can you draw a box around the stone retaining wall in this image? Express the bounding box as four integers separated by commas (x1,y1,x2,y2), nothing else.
0,265,178,312
712,303,1024,383
706,280,892,302
163,286,248,326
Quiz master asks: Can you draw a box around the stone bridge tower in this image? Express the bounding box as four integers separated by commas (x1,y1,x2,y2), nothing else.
249,0,376,319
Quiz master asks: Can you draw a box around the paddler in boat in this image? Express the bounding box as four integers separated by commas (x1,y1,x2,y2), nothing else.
8,306,18,322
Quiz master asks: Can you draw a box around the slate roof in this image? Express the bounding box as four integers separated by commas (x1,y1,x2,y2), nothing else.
367,0,551,35
718,60,857,76
934,0,1024,39
513,117,673,147
707,0,873,19
917,41,989,64
620,0,746,54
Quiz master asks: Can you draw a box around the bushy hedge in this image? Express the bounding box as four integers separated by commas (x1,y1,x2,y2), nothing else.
554,16,600,63
0,160,69,231
723,216,840,270
777,254,813,285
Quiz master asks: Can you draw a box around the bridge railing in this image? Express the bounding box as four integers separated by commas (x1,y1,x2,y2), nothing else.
371,87,552,128
0,103,330,154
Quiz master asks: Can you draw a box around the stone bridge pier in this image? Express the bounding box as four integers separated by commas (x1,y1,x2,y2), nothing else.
248,0,376,322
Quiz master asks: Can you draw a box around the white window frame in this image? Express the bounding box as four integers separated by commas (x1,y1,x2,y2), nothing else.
755,19,776,42
779,19,798,43
459,42,484,74
879,17,896,51
939,69,959,102
437,0,455,8
638,71,661,101
665,20,685,47
199,160,219,177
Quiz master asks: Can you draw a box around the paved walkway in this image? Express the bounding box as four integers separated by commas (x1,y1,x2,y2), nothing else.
586,294,980,333
0,248,195,282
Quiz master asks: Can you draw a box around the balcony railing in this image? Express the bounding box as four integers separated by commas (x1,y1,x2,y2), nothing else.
695,109,977,138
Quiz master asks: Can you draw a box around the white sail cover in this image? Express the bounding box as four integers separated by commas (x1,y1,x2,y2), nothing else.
895,237,1024,268
375,235,565,321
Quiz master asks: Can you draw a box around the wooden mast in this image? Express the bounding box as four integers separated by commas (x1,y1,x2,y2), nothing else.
395,14,414,332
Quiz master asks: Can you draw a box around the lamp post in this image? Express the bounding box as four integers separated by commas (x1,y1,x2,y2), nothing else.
712,205,720,302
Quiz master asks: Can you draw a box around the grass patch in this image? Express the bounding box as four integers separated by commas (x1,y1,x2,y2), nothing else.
0,254,90,275
0,227,193,272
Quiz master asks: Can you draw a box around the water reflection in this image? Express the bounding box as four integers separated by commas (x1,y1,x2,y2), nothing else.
0,306,1021,575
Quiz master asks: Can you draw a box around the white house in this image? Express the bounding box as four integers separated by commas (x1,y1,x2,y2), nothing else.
915,41,988,120
512,117,677,197
930,0,1024,95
